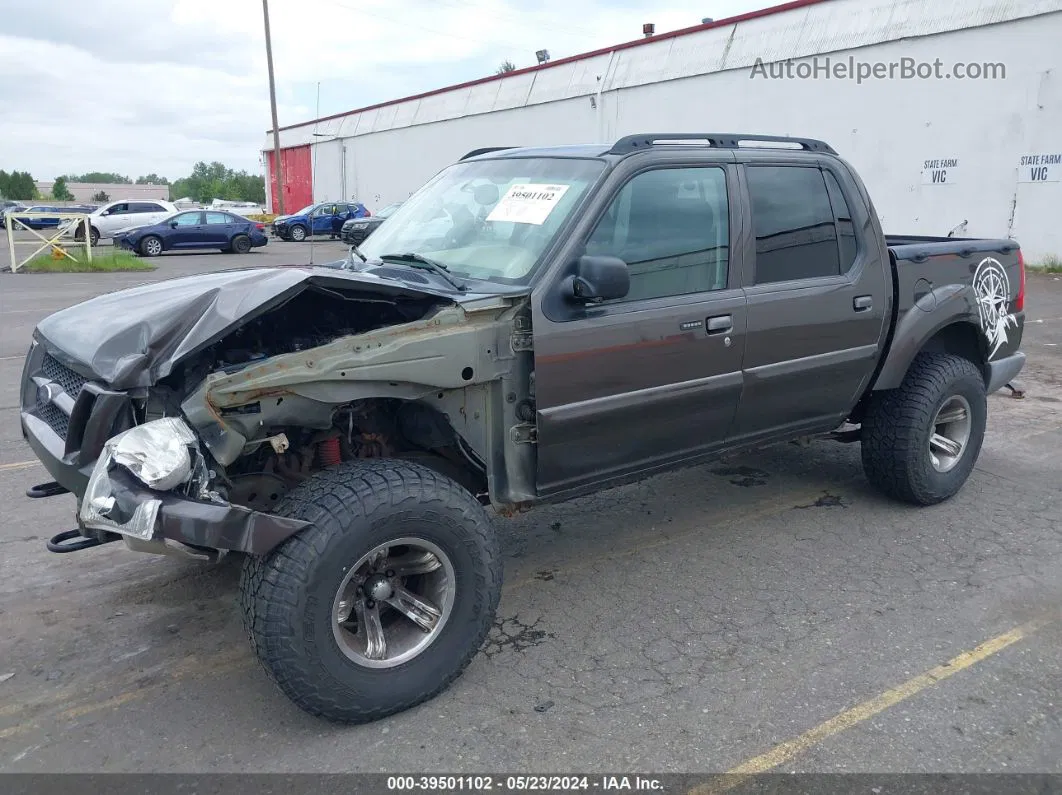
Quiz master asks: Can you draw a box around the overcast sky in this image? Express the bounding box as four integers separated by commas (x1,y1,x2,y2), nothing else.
0,0,764,181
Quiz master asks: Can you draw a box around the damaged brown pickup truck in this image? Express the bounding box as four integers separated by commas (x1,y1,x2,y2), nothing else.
20,133,1026,723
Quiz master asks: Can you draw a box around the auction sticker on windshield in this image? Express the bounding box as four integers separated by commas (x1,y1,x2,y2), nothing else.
486,183,571,225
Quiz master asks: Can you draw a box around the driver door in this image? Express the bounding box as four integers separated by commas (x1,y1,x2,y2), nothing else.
312,205,336,235
532,159,748,497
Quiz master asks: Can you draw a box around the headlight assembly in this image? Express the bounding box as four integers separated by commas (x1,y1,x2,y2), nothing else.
111,417,198,490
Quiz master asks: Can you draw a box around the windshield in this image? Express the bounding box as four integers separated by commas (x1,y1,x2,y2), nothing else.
377,203,401,219
292,204,315,217
358,157,605,283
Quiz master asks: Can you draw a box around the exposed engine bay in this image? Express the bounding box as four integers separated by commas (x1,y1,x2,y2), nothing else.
138,284,524,517
171,286,444,386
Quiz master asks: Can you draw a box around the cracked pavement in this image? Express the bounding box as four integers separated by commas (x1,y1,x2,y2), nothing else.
1,246,1061,775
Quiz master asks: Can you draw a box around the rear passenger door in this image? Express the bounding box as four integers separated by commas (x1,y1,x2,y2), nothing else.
727,158,889,444
203,211,236,246
533,157,748,496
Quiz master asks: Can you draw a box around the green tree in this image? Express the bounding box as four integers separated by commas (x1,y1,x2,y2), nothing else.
52,176,74,201
67,172,131,184
168,161,265,204
91,190,110,202
136,173,169,185
0,170,38,200
495,60,516,74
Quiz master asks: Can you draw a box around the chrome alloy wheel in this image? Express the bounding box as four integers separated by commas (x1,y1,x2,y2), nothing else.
928,395,972,473
331,538,456,669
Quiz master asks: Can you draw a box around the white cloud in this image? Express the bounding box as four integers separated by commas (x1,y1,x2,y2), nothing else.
0,0,762,180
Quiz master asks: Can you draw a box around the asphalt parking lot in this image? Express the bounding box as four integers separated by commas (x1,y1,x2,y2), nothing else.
1,237,1061,779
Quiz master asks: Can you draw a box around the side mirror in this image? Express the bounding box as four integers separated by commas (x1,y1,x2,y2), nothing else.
169,221,179,228
569,255,629,303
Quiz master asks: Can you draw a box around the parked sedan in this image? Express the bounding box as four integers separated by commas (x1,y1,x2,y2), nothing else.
339,201,401,245
8,205,69,229
114,210,268,257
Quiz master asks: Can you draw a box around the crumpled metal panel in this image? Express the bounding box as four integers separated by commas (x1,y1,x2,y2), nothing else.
33,266,481,390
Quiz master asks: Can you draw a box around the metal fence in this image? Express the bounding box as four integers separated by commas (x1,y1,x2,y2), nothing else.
5,212,93,273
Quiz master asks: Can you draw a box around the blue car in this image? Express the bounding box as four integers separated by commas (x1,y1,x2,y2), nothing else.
271,201,369,242
115,210,269,257
6,205,97,230
12,205,67,229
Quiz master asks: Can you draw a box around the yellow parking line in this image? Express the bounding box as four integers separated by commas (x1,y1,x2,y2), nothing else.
0,486,826,731
0,460,38,472
690,616,1049,794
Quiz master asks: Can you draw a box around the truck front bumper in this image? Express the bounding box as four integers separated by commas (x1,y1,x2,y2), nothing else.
23,407,310,557
82,464,311,556
985,351,1026,395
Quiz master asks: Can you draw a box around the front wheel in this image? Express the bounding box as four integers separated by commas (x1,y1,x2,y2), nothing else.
861,352,987,506
289,224,307,242
239,459,501,723
139,235,163,257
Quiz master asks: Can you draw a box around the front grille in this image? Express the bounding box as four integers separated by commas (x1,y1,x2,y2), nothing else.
35,397,70,439
42,354,88,399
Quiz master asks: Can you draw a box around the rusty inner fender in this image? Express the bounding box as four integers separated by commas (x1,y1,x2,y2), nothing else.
102,464,311,555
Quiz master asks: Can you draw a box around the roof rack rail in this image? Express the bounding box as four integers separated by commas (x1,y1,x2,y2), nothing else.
608,133,837,156
459,147,520,160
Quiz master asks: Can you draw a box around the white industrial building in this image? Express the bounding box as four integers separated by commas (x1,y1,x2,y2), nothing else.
263,0,1062,262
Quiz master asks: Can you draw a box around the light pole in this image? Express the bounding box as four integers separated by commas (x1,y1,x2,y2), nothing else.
262,0,285,215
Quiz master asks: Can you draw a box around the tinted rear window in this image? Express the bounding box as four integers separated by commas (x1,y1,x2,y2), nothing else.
747,166,841,285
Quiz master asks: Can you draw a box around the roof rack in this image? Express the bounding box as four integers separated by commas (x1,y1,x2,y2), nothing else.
459,147,520,160
607,133,837,156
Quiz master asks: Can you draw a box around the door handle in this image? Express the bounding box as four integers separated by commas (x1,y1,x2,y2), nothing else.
706,314,733,334
853,295,873,312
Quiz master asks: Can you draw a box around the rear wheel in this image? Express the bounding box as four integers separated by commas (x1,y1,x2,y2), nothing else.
239,459,501,723
289,224,307,242
231,234,251,254
861,352,987,505
139,235,163,257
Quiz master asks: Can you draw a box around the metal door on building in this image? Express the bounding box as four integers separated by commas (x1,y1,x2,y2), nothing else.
267,145,313,213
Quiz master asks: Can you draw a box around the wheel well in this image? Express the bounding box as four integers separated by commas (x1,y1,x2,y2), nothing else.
852,322,986,424
919,322,986,374
221,398,488,513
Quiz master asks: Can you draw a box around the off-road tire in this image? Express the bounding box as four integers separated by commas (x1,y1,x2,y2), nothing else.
231,234,251,254
861,352,987,506
239,459,501,723
289,224,307,242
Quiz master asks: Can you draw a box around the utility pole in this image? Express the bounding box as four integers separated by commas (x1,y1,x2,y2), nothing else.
262,0,285,214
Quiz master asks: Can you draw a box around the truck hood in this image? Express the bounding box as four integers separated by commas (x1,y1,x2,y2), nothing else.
34,265,506,390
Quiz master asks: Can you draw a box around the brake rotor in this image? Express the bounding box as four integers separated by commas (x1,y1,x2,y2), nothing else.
227,473,289,513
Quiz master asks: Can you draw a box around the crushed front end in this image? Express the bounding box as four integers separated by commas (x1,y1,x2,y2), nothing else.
19,266,535,561
20,339,311,559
